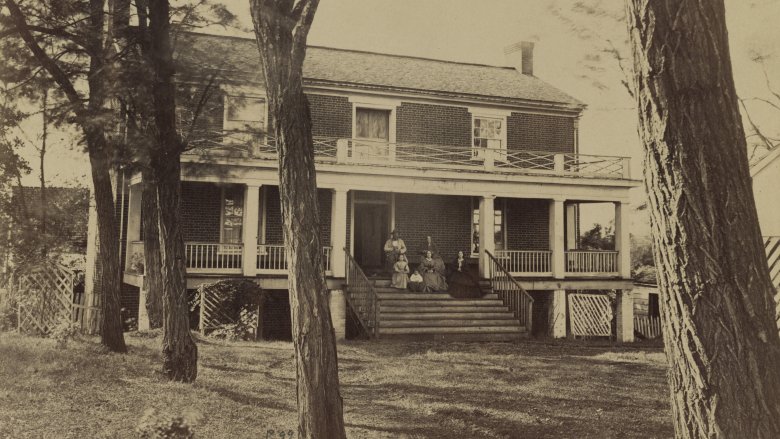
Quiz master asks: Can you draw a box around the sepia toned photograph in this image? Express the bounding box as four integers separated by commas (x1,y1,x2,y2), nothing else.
1,0,779,437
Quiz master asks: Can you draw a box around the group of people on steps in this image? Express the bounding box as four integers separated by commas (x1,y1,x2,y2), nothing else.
382,230,483,299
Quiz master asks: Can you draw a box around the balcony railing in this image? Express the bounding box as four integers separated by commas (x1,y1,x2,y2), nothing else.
495,250,552,276
186,135,631,179
256,244,333,274
186,242,243,273
565,250,619,275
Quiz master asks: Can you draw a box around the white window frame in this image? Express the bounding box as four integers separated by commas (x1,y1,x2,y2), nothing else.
219,186,245,255
222,88,268,149
468,107,511,162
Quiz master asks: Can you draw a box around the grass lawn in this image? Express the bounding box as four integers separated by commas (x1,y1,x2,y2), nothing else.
0,332,672,438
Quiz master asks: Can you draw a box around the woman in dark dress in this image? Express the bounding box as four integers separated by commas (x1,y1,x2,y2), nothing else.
447,251,484,298
419,250,448,292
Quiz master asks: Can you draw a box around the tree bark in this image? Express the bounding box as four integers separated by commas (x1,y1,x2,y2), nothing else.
250,2,346,437
147,0,197,382
141,175,163,328
626,1,780,437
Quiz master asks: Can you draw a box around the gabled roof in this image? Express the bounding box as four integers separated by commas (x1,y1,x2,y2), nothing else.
174,31,585,111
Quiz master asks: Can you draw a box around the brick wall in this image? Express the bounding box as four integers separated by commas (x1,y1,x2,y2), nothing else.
394,194,472,263
396,102,472,147
181,182,222,242
505,198,549,250
121,283,139,330
307,94,352,138
528,290,550,337
507,112,575,153
262,290,291,340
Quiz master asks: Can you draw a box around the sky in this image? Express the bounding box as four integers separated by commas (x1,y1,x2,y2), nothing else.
18,0,780,234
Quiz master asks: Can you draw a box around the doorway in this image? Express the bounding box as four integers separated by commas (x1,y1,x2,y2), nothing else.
353,202,390,272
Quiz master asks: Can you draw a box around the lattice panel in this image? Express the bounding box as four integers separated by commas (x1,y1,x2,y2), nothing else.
16,264,75,334
568,293,612,337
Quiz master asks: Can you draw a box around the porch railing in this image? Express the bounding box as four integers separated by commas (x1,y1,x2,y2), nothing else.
186,135,631,179
565,250,619,275
256,244,333,274
344,248,378,338
185,242,243,273
495,250,552,276
486,250,534,331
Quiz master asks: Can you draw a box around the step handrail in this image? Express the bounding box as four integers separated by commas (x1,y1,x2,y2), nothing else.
343,248,379,338
486,250,534,332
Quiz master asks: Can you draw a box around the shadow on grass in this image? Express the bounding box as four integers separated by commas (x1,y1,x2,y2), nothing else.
197,382,294,412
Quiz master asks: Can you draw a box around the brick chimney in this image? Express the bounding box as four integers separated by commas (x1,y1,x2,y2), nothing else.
504,41,535,76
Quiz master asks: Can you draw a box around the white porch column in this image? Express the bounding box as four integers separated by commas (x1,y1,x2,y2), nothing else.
565,203,578,251
330,188,348,278
616,289,635,342
549,198,566,278
125,183,142,268
614,202,631,278
329,289,346,341
478,195,496,278
242,185,261,276
549,289,567,338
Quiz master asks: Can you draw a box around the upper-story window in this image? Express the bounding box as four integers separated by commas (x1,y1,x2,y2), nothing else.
355,108,390,141
471,113,508,161
220,185,244,246
225,96,266,146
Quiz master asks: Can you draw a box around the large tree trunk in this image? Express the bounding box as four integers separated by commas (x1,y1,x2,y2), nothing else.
626,1,780,437
250,2,346,437
141,175,163,328
86,133,127,353
147,0,197,382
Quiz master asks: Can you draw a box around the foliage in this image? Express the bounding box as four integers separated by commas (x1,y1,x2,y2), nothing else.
137,409,196,439
208,308,258,341
49,315,79,348
630,234,655,269
579,222,615,250
128,251,145,274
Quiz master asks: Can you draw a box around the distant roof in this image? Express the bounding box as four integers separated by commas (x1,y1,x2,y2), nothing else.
174,31,585,110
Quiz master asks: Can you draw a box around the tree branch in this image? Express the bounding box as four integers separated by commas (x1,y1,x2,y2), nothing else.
4,0,86,117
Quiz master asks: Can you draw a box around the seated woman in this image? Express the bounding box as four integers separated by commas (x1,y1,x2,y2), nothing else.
391,254,410,289
408,270,425,292
447,251,484,299
419,250,448,292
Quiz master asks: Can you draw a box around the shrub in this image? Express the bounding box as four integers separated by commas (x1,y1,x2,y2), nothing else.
49,315,79,348
137,409,195,439
191,279,266,340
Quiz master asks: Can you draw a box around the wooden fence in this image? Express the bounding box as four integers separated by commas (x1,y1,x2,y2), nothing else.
634,316,662,339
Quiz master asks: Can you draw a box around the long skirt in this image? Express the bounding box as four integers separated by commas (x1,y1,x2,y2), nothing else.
409,281,425,292
447,270,483,298
422,271,448,292
391,272,408,289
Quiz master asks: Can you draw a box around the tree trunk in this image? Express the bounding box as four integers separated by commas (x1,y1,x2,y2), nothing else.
250,2,346,437
626,1,780,437
86,131,127,353
147,0,197,382
141,175,163,328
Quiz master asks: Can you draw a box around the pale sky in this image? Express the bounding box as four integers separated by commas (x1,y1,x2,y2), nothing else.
19,0,780,234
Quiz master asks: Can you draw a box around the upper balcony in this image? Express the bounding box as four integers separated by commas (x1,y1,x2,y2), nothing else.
182,135,633,181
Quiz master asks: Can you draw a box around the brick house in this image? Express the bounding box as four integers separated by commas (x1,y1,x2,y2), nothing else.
111,32,640,341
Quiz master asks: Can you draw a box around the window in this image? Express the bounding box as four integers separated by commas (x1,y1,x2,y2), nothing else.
473,116,503,148
225,96,266,147
355,108,390,140
221,186,244,244
471,199,506,255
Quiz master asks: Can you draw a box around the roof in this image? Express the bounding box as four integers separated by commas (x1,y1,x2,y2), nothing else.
173,31,585,110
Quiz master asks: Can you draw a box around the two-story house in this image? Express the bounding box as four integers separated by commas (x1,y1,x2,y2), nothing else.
105,32,640,341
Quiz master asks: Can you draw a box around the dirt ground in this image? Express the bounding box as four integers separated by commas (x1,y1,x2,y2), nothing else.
0,332,672,438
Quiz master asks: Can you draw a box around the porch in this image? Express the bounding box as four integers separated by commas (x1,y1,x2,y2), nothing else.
121,184,631,281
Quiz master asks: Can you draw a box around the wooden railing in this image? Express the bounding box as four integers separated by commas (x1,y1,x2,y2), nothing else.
256,244,333,274
185,135,631,179
565,250,619,275
495,250,552,276
344,248,378,338
486,250,534,331
185,242,243,273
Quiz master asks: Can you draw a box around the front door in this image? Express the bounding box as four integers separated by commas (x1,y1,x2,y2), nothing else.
354,203,389,272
